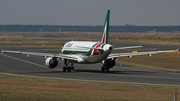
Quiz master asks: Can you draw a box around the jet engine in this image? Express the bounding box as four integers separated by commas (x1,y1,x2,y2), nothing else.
102,59,116,68
106,59,116,68
45,57,58,69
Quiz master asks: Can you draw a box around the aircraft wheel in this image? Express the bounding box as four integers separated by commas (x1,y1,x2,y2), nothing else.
63,66,66,72
101,66,105,72
106,68,109,72
68,67,71,72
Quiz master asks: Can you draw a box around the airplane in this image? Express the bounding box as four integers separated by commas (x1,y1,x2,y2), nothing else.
2,10,178,72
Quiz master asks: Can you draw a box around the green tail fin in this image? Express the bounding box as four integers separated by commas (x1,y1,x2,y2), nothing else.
101,10,110,44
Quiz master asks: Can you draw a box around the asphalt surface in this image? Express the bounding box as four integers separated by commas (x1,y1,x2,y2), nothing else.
0,44,180,87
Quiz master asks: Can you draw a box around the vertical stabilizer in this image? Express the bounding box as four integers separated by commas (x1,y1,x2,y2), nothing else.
101,10,110,44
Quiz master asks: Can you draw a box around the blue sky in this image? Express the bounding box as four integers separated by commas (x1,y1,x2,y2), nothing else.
0,0,180,26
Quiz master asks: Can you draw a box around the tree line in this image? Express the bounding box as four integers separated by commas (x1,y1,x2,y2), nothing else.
0,25,180,32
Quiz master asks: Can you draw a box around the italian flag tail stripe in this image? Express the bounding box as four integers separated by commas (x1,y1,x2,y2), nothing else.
101,10,110,44
92,10,110,55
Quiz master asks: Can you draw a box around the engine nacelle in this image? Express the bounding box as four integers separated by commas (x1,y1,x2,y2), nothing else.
106,59,116,68
102,59,116,68
45,57,58,69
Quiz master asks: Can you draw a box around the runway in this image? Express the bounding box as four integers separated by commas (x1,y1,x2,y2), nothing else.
0,48,180,87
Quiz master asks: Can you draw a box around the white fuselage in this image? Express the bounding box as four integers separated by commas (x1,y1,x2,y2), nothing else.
61,41,112,64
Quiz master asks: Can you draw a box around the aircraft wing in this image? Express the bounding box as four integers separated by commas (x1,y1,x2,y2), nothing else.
108,49,178,59
2,50,78,61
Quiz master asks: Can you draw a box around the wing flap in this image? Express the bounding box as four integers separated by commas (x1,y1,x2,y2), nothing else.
108,49,178,59
2,50,78,61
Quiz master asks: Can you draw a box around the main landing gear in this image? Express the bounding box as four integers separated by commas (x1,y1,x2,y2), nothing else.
101,59,110,72
101,66,109,72
63,59,74,72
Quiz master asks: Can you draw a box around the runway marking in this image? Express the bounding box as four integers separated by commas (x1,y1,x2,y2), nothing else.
79,64,180,80
0,54,62,71
114,64,159,73
1,54,48,68
80,72,101,75
105,73,180,80
80,71,180,80
0,71,179,87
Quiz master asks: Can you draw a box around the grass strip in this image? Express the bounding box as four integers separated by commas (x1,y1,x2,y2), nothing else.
0,76,180,101
117,53,180,72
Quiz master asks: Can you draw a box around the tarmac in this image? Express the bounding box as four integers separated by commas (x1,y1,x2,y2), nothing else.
0,44,180,86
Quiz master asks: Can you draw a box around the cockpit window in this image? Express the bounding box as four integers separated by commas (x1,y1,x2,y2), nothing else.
65,43,73,47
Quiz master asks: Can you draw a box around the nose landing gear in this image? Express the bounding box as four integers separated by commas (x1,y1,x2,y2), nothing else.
63,59,74,72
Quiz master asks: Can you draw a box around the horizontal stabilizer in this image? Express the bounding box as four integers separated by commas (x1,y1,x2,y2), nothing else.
113,46,143,50
75,46,103,50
